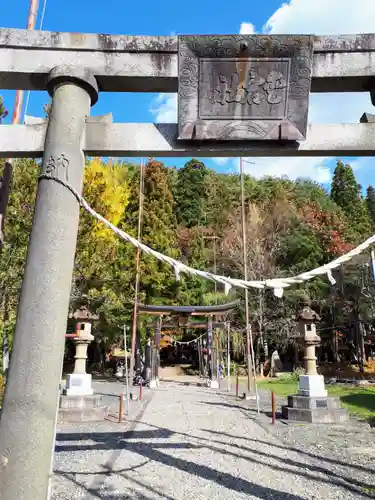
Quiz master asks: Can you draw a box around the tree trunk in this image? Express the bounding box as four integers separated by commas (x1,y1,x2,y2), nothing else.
0,162,12,257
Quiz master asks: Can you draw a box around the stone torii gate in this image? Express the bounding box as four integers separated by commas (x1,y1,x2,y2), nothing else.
138,300,240,388
0,28,375,499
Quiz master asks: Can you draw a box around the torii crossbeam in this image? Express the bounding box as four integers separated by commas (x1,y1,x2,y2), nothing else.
138,300,240,388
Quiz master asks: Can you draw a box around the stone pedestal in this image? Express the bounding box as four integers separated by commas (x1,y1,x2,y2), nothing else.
65,373,93,396
58,394,108,423
282,395,349,423
298,375,327,397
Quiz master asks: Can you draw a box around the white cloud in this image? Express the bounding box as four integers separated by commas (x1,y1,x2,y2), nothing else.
236,157,332,183
150,1,375,182
149,93,177,123
234,0,375,182
212,157,229,166
264,0,374,126
239,22,256,34
263,0,375,35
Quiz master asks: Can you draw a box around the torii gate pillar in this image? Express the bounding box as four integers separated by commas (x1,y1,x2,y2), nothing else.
0,66,98,500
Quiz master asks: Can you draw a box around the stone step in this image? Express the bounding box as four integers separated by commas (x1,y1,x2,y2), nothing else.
282,405,349,423
287,395,342,410
58,405,108,423
59,394,105,409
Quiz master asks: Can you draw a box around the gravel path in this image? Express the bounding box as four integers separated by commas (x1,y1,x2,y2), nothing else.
52,380,375,499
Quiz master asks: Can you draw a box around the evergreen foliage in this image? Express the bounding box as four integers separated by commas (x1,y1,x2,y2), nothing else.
175,159,208,228
366,185,375,227
1,142,375,365
331,160,372,238
0,96,7,123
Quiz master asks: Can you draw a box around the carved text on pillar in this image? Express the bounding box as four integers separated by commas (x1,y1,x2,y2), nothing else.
45,153,70,181
178,35,313,141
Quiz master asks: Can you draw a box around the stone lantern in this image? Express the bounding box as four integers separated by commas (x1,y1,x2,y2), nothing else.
282,296,349,423
297,297,326,398
59,306,108,422
65,306,98,396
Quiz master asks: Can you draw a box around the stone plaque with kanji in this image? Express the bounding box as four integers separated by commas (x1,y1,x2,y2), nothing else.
178,35,313,141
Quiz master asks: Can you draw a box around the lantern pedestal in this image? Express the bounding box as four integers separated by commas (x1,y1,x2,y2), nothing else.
282,394,349,423
283,298,349,424
298,374,327,398
65,373,94,396
58,394,108,423
283,371,349,423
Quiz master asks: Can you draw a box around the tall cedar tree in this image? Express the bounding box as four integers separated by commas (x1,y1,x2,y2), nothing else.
140,160,179,302
366,185,375,227
175,159,208,228
330,160,372,237
0,96,7,123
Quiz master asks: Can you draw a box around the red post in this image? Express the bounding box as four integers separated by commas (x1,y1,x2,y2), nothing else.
139,381,143,401
271,391,276,425
118,395,123,423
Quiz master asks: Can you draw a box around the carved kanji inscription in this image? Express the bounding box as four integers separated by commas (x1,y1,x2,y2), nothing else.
199,58,289,120
178,35,313,141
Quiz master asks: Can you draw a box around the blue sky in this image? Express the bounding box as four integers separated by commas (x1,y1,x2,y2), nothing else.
2,0,375,188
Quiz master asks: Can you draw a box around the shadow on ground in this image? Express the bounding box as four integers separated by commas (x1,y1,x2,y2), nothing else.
198,399,285,422
54,422,375,499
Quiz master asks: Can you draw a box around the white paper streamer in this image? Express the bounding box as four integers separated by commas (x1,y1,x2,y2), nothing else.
327,270,336,285
41,175,375,298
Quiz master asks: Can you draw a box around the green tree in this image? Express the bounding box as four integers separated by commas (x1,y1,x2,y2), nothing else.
0,159,38,364
331,160,371,238
331,160,359,209
366,185,375,227
72,158,132,339
140,160,179,302
175,159,208,228
0,96,8,123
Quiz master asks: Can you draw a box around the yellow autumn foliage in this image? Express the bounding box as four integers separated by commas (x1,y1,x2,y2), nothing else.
82,158,130,242
74,158,131,279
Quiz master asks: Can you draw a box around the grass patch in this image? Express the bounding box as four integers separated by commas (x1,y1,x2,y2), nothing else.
361,487,375,495
258,378,298,397
258,378,375,421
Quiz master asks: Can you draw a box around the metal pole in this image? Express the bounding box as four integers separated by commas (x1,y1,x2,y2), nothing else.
123,325,130,415
213,236,217,295
155,316,162,386
240,157,254,394
0,67,98,500
118,395,123,423
129,159,145,385
197,336,202,377
0,0,39,256
271,391,276,424
12,0,39,125
227,321,231,392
